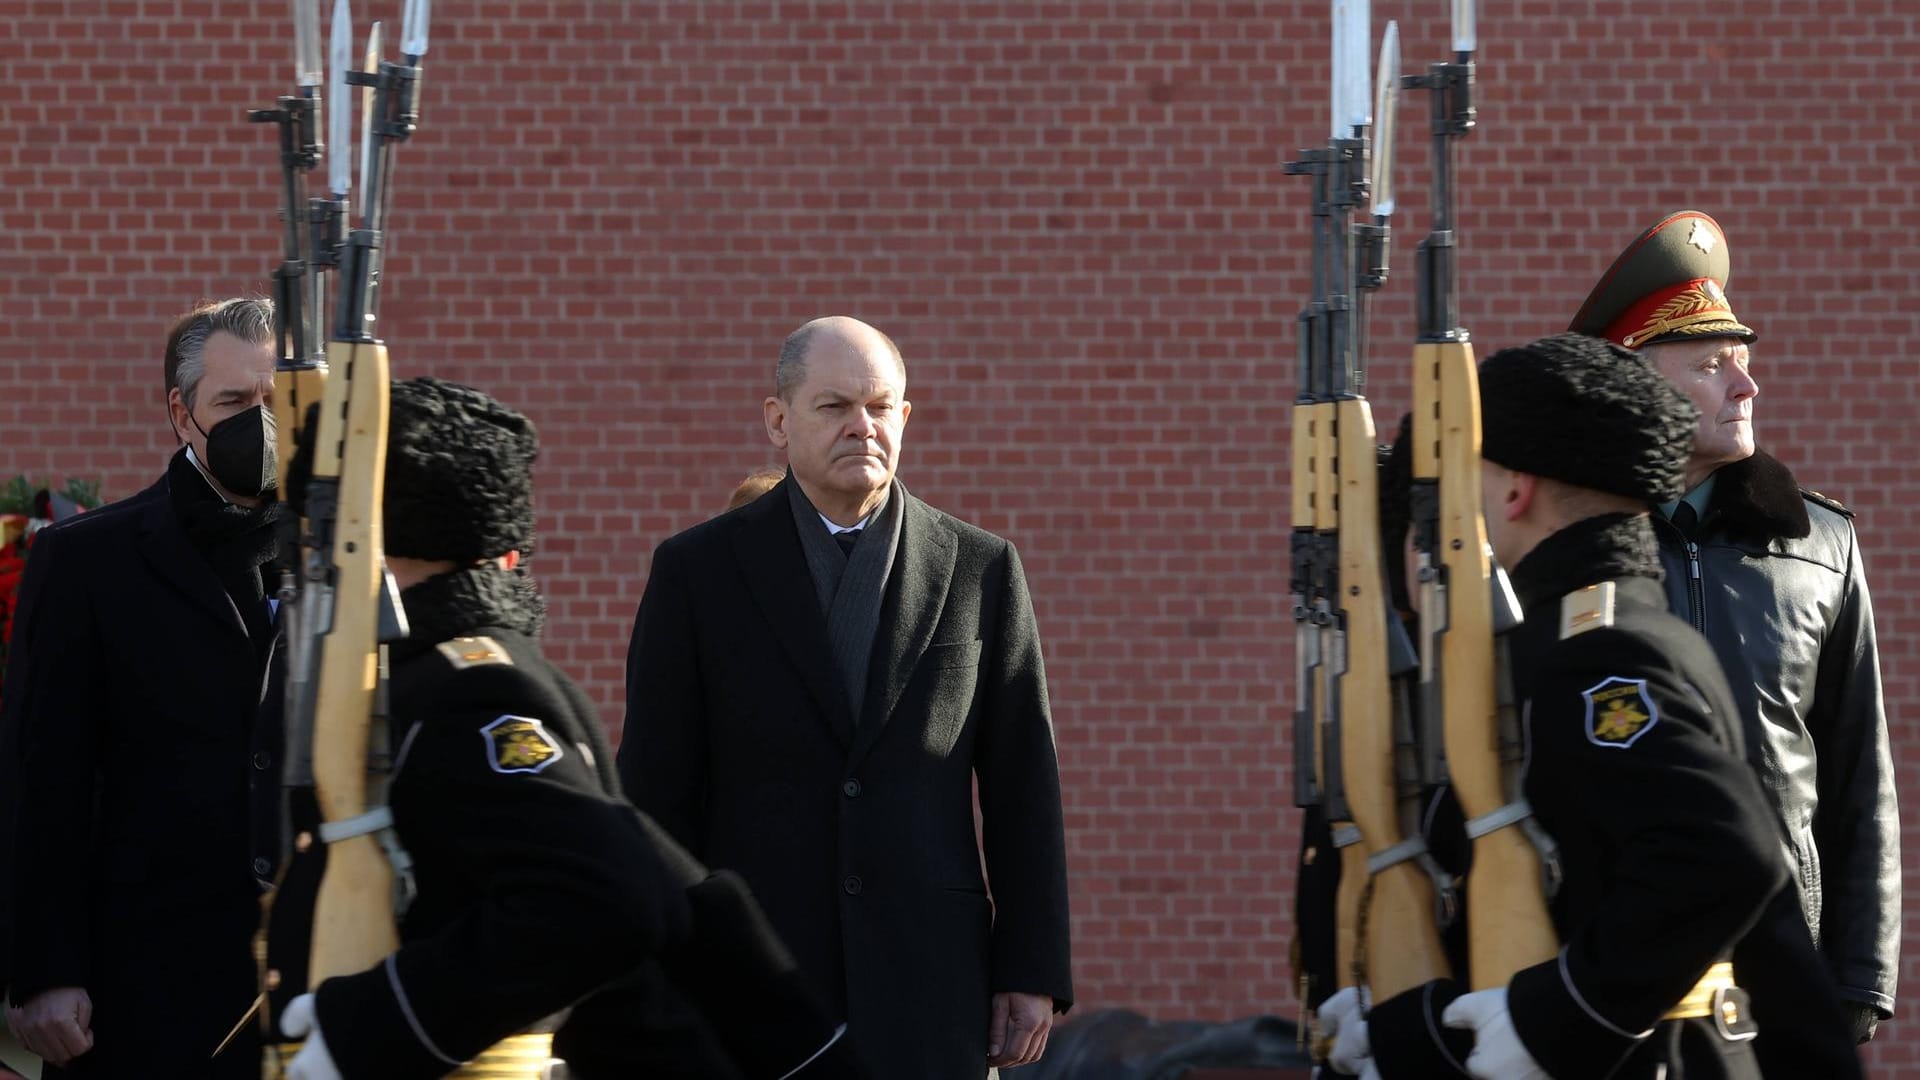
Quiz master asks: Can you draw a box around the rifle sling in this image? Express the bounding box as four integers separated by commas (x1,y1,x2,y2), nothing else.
1463,798,1564,899
315,804,418,915
1365,835,1429,875
1463,799,1531,839
317,805,393,842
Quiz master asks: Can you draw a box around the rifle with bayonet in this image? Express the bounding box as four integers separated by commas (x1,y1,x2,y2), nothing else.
249,0,337,464
1285,22,1336,1039
1403,0,1557,991
1290,2,1450,1053
247,1,432,1073
217,0,340,1055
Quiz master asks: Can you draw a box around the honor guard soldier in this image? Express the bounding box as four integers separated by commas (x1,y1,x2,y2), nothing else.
1319,335,1860,1080
1572,211,1899,1045
277,378,862,1080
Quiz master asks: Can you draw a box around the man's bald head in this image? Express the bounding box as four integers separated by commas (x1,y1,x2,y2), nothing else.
764,315,912,524
776,316,905,402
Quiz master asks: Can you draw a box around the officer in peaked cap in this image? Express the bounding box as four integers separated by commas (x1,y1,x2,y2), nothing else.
272,378,865,1080
1317,333,1861,1080
1574,211,1900,1048
1569,210,1755,350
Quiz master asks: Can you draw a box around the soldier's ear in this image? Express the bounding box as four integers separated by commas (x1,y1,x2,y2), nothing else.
1478,462,1531,524
1506,472,1539,522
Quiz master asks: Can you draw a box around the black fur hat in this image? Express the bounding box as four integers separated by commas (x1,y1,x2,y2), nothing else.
384,377,538,561
1479,333,1697,505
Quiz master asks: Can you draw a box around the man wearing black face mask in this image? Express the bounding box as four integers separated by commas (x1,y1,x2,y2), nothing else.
0,297,287,1078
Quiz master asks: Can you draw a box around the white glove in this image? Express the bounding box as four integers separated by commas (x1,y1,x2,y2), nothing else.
1317,986,1373,1075
1441,988,1550,1080
281,994,343,1080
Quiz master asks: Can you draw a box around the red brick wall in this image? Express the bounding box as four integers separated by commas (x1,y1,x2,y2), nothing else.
4,0,1917,1070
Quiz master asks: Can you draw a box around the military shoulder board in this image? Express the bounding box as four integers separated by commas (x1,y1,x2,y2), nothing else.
1801,487,1854,519
1558,581,1617,640
438,636,514,669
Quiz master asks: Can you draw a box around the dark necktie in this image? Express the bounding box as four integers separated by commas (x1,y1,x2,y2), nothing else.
835,528,862,557
1670,501,1699,538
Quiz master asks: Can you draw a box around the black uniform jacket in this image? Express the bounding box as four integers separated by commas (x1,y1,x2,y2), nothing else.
621,479,1073,1080
0,464,281,1078
308,569,859,1079
1653,450,1898,1016
1368,515,1859,1080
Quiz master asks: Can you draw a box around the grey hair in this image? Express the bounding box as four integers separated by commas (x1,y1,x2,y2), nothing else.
164,297,274,409
775,316,905,401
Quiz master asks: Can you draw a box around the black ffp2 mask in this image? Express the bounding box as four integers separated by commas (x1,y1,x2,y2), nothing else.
193,404,279,498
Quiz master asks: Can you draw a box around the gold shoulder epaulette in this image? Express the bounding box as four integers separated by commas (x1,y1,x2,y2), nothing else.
1559,582,1617,640
437,636,514,669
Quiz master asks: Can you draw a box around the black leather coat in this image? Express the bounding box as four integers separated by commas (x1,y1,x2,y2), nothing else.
1653,451,1899,1016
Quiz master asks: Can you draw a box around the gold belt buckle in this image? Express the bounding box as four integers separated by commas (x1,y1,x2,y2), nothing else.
448,1032,559,1078
265,1033,558,1079
1661,961,1736,1020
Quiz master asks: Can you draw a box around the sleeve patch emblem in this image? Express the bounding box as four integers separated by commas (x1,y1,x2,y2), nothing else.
481,715,564,775
1582,676,1659,749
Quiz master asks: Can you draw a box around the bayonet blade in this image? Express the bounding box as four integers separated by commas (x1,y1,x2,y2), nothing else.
294,0,323,87
360,22,382,205
1344,0,1371,133
1453,0,1477,54
1371,21,1399,217
402,0,431,59
1328,0,1344,139
328,0,351,196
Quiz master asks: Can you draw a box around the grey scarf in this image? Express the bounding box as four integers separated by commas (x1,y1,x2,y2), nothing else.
787,475,905,725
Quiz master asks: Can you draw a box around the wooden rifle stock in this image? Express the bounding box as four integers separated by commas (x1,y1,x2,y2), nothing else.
1417,338,1556,988
273,368,329,497
303,338,398,982
1305,401,1363,992
252,5,431,1074
1333,397,1449,999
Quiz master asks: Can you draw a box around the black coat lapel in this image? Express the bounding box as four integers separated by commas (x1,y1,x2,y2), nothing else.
849,494,955,767
731,483,855,748
256,603,284,707
134,480,250,642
